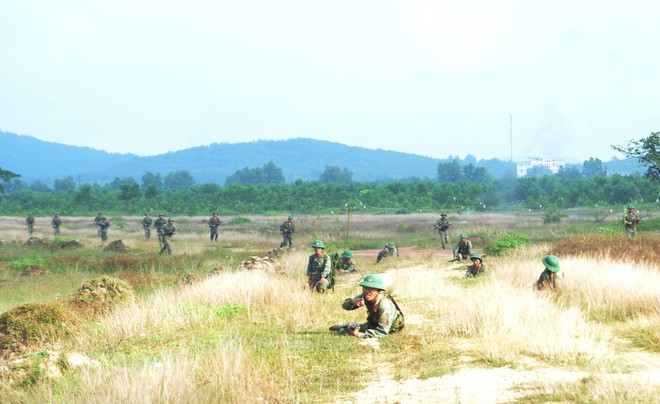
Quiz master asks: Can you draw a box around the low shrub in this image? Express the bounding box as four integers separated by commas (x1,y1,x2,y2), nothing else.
69,276,135,315
0,303,76,353
485,233,530,256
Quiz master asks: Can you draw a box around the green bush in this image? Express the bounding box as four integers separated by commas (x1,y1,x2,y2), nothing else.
485,233,530,256
228,216,252,225
0,303,76,352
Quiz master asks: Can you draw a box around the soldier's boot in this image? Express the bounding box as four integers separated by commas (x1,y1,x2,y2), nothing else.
329,324,346,332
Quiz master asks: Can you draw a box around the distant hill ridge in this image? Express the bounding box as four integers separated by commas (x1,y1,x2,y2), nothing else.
0,130,642,185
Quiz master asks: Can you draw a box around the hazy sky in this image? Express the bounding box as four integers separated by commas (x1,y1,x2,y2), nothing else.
1,1,658,162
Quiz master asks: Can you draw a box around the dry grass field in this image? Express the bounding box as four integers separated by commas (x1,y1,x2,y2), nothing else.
0,211,659,403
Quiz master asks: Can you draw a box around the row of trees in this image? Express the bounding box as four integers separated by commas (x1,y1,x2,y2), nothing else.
1,133,658,215
1,174,658,216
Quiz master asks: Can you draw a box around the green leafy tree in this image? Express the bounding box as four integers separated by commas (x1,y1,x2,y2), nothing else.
163,170,194,189
141,172,163,188
437,159,462,182
582,157,607,177
462,164,491,183
0,167,20,192
612,131,660,181
319,166,353,183
263,161,286,184
29,180,51,193
54,175,76,192
119,179,142,201
74,184,95,210
525,165,553,177
556,164,582,179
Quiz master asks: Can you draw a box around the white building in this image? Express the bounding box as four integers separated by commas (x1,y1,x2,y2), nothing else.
516,157,565,177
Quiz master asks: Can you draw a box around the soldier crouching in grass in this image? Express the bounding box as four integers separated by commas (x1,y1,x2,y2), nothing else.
329,274,404,338
307,240,333,293
535,254,562,291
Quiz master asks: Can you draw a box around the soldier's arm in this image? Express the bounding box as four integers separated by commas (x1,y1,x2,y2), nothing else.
341,294,364,311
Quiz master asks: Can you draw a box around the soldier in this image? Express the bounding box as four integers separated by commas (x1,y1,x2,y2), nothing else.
434,213,450,249
376,242,398,263
535,255,561,291
209,211,222,242
51,213,62,236
307,240,332,293
464,253,486,278
623,204,641,237
329,274,405,338
453,233,473,260
159,218,177,255
25,212,35,235
142,213,153,239
154,213,167,248
279,216,296,248
336,249,358,273
94,212,103,236
99,216,111,241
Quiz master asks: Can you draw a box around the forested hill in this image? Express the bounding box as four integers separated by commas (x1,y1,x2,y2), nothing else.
1,131,445,184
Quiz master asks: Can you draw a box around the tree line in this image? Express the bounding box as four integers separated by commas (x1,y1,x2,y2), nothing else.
1,133,658,216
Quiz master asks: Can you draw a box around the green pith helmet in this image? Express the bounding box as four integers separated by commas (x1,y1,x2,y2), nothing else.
470,253,483,262
460,233,469,239
542,255,560,273
386,242,395,248
213,211,218,214
28,212,32,215
287,216,293,221
441,212,447,217
167,218,174,222
627,204,635,209
311,240,325,249
102,216,107,219
341,249,353,259
159,213,165,217
359,274,386,291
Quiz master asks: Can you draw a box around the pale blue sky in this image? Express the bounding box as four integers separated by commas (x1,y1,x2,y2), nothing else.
1,0,658,162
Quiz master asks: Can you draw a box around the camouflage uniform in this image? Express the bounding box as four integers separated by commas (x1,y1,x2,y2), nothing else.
340,293,403,338
99,217,110,241
536,255,561,291
51,214,62,236
94,213,103,236
25,214,35,235
535,269,559,291
337,257,358,273
464,256,486,278
209,213,222,242
154,215,167,248
307,242,332,293
623,207,640,237
453,236,473,260
434,214,450,249
159,220,177,255
142,214,153,239
279,218,295,248
376,243,398,263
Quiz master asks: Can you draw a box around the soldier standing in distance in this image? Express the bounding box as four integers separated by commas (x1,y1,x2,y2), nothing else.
159,218,177,255
94,212,103,237
434,213,450,249
25,212,35,235
154,213,167,248
142,213,153,239
279,216,295,248
99,216,110,241
208,211,222,242
623,204,641,237
51,213,62,236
